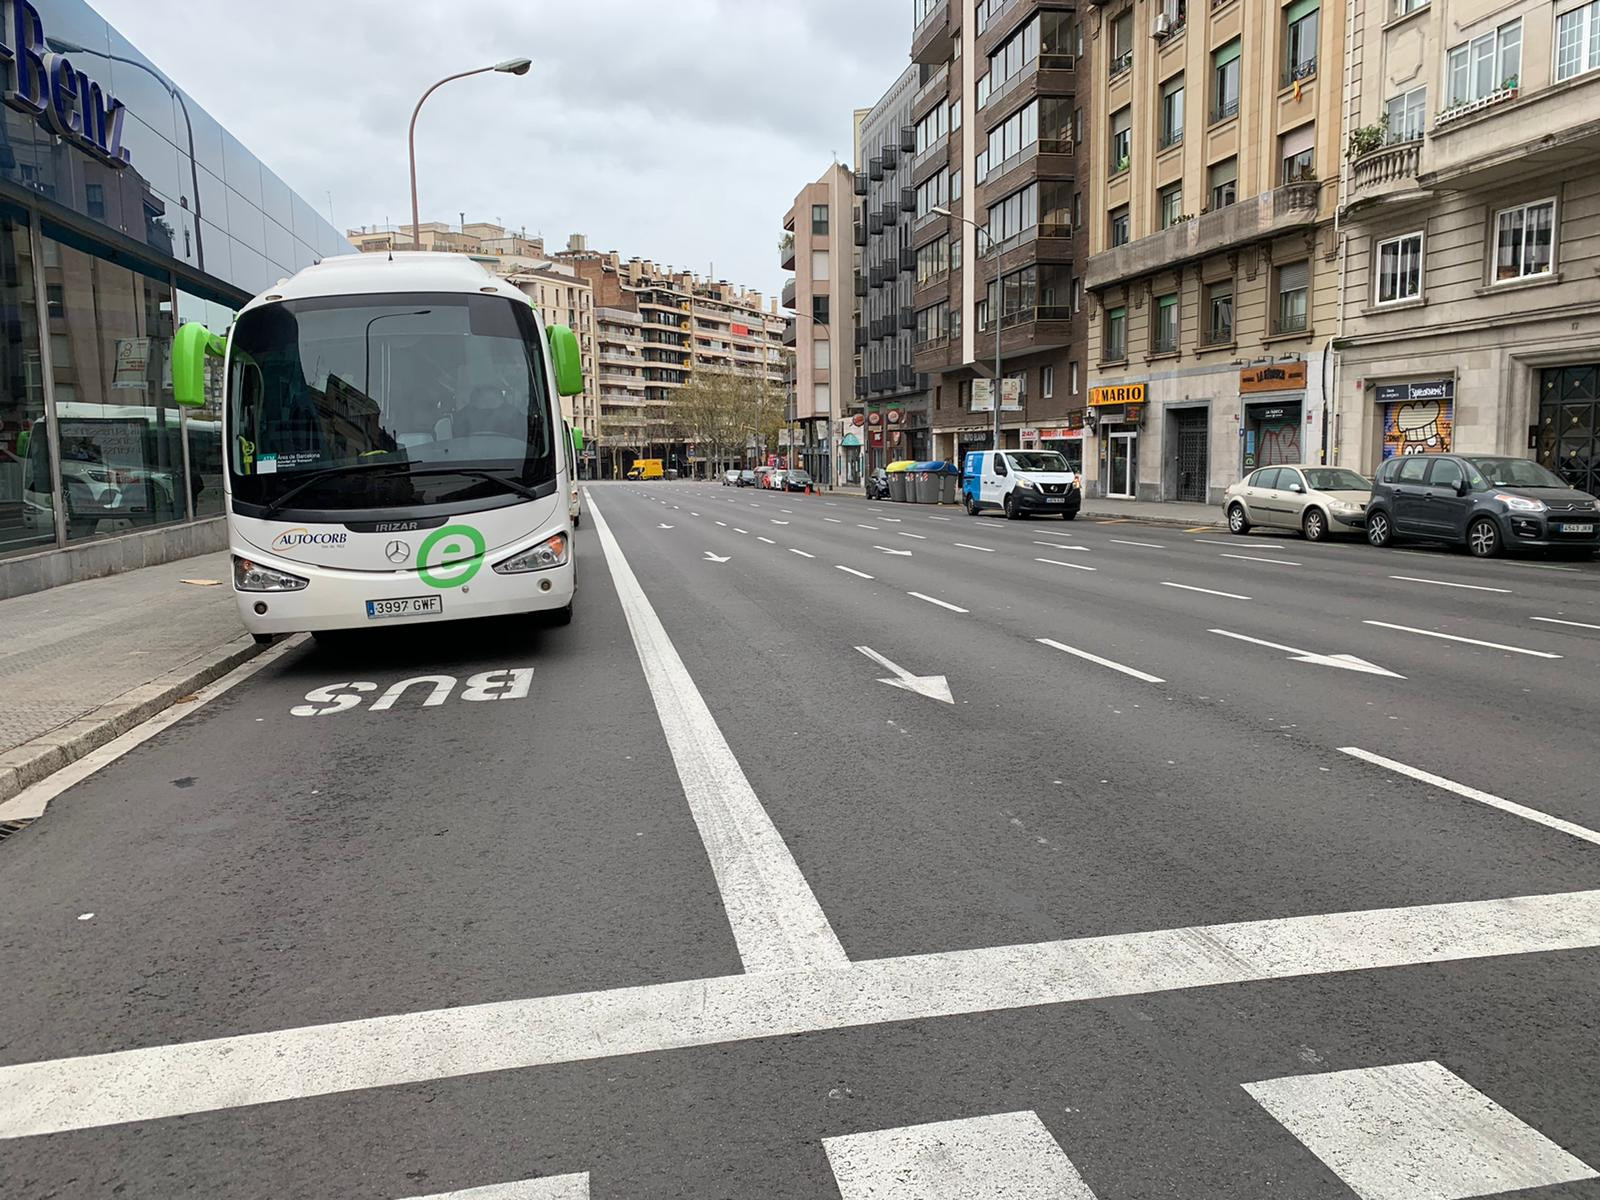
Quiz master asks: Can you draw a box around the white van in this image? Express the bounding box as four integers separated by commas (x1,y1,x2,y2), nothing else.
961,449,1082,520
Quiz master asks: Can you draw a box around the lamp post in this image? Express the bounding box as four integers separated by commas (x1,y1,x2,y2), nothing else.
932,206,1004,454
408,58,531,250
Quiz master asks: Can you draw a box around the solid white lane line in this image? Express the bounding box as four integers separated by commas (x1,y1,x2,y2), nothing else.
586,498,845,974
836,566,874,579
826,1112,1100,1199
1362,620,1561,659
399,1176,591,1200
8,888,1598,1139
1110,539,1165,549
858,524,880,530
908,591,968,613
1161,582,1252,601
1389,574,1512,594
1038,638,1160,681
1531,616,1600,631
1035,558,1097,572
757,536,776,544
953,543,995,553
1221,553,1302,566
897,531,928,539
1244,1061,1597,1200
789,548,816,558
1339,747,1600,846
824,517,843,523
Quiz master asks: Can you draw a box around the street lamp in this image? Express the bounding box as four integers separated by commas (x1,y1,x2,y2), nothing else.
408,58,532,251
932,205,1004,453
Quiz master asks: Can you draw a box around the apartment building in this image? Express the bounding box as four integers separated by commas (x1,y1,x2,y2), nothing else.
856,64,933,468
1083,0,1344,502
782,163,857,485
1337,0,1600,495
908,0,1091,470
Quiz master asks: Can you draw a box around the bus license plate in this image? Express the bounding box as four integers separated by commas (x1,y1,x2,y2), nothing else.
366,596,442,620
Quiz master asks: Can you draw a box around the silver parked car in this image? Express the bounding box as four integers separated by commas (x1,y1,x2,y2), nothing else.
1224,465,1372,541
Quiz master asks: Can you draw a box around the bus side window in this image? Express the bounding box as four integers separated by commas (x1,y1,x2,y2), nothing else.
233,359,262,472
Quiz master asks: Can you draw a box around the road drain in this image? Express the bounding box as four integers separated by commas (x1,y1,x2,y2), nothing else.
0,818,35,843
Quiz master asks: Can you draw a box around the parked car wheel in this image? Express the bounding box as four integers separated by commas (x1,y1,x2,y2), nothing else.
1302,508,1327,542
1466,516,1501,558
1227,502,1250,534
965,495,980,516
1366,509,1393,547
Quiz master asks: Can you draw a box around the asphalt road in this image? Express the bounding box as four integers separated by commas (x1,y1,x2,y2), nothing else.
2,479,1599,1199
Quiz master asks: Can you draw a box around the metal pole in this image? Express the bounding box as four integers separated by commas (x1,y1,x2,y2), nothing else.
991,229,1003,452
408,66,504,250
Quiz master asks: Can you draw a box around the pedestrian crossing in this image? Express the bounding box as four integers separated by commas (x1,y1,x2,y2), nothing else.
390,1061,1595,1199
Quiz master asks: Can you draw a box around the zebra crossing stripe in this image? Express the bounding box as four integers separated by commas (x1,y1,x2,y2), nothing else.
396,1176,589,1199
825,1111,1099,1199
1244,1061,1598,1200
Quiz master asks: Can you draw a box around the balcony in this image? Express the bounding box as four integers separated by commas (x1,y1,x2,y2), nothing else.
781,278,797,310
901,125,917,153
901,186,917,212
869,156,885,181
900,306,916,331
870,264,887,289
868,211,885,235
977,305,1076,357
779,233,795,271
911,132,949,181
1282,57,1317,90
854,219,867,247
1347,140,1422,202
913,334,957,374
914,63,950,114
855,326,868,350
898,364,919,389
1420,73,1600,189
781,319,797,347
854,171,869,197
981,53,1076,118
1108,49,1133,80
1086,182,1324,291
854,273,868,297
911,0,952,65
882,203,899,227
899,245,917,271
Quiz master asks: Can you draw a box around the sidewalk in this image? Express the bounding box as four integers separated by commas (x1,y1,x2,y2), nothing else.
0,552,265,806
819,486,1223,528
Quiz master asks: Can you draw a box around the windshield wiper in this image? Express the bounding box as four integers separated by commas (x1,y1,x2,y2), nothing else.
408,467,541,502
258,458,412,519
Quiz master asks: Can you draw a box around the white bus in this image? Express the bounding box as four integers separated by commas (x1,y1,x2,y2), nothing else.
172,252,583,641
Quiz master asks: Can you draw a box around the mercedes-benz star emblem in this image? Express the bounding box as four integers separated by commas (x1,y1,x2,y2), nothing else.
385,540,411,564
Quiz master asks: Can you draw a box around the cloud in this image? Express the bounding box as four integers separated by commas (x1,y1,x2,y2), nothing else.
92,0,912,299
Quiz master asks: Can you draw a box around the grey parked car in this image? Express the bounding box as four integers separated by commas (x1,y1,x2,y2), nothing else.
1223,464,1372,541
1365,453,1600,557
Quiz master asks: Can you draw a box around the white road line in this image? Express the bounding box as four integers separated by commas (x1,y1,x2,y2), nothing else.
1033,542,1090,552
825,1112,1100,1199
897,531,928,539
858,524,880,530
586,498,845,974
399,1175,591,1199
953,543,995,553
6,888,1597,1139
1035,558,1098,572
1531,616,1600,631
1161,581,1252,601
824,517,843,523
1339,747,1600,846
1503,559,1584,573
1195,537,1281,548
1221,553,1302,566
1244,1061,1597,1200
1032,538,1073,545
716,521,727,527
836,566,874,579
881,517,902,523
734,527,749,534
757,536,776,544
1110,538,1165,548
789,548,816,558
1362,620,1562,659
908,591,968,613
1039,638,1161,681
928,515,952,521
1389,574,1512,594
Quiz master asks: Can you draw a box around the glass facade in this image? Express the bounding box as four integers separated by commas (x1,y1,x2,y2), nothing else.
0,0,350,559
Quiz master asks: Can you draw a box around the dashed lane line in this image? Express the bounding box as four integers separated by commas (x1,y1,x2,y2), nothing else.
1363,620,1561,659
898,531,928,539
1221,553,1303,567
1038,638,1161,682
1389,575,1512,594
757,536,776,544
858,524,880,530
789,548,816,558
1531,616,1600,631
1110,539,1165,549
1035,558,1097,572
953,543,995,553
1161,581,1252,601
835,565,874,579
907,591,968,613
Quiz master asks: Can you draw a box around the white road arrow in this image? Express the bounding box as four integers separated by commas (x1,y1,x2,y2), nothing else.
704,551,731,563
873,545,914,556
856,645,954,704
1208,629,1406,678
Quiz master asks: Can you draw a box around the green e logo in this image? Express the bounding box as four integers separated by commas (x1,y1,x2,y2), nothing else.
417,524,486,588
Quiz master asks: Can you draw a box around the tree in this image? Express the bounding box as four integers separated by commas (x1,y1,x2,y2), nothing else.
674,366,784,472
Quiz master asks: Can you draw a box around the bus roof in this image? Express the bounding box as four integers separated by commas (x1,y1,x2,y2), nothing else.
238,252,533,315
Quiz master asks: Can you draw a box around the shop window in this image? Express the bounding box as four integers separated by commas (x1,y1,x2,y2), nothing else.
1493,199,1555,281
0,207,52,557
1375,231,1424,303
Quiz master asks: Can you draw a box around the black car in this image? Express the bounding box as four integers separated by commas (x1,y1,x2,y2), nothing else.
1365,453,1600,557
865,467,890,499
736,469,758,487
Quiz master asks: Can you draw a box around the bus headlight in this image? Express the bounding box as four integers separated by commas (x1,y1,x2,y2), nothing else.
493,532,569,574
233,556,308,591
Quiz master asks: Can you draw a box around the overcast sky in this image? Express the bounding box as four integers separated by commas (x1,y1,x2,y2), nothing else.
93,0,913,303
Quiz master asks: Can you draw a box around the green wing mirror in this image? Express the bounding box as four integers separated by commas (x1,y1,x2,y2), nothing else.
547,323,584,397
173,322,227,408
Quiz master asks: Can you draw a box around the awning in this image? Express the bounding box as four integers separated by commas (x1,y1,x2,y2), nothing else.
840,432,862,447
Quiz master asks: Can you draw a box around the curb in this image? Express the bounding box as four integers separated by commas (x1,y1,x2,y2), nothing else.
0,634,267,806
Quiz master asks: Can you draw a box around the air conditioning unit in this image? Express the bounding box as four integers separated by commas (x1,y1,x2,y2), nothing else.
1152,13,1171,35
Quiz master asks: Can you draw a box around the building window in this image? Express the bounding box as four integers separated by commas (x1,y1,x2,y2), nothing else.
950,169,962,201
1069,361,1079,393
1396,0,1427,13
1110,107,1132,173
1110,206,1130,246
1159,184,1184,229
1284,0,1320,85
812,204,829,234
1375,232,1424,303
1072,190,1082,227
1043,365,1055,397
1208,158,1237,210
1274,260,1310,332
812,250,830,280
812,295,830,325
1556,0,1600,81
1105,306,1127,360
1159,75,1185,149
1446,19,1521,105
1152,292,1179,353
1493,199,1555,281
951,98,962,130
1205,279,1233,343
1072,277,1082,310
814,339,831,369
1385,88,1426,141
1280,124,1316,182
1212,39,1241,122
986,182,1039,247
1110,10,1134,76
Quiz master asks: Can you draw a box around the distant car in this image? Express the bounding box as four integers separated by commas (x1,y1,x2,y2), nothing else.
783,469,814,492
722,469,740,486
737,469,757,487
865,467,890,499
1365,453,1600,557
1223,464,1371,541
761,467,786,490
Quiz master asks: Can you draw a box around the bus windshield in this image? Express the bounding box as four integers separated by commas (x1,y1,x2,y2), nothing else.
226,292,554,512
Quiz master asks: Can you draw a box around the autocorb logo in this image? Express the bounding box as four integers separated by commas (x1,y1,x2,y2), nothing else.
272,527,349,551
417,524,485,589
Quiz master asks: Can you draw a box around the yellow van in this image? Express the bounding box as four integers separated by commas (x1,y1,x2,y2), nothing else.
626,458,665,480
